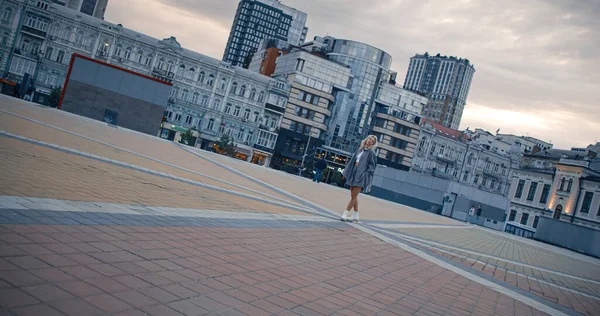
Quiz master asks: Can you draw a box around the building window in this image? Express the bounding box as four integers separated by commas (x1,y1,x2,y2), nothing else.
520,213,529,225
207,118,214,131
114,44,122,57
244,109,251,120
177,65,185,77
9,56,36,76
508,210,517,222
559,178,565,191
393,124,411,136
239,85,246,97
137,51,144,63
567,179,573,192
386,151,404,164
198,71,205,83
225,103,232,114
391,138,408,150
418,137,426,152
180,89,189,101
515,180,525,198
206,74,214,86
462,171,469,182
533,216,540,229
185,115,193,125
213,98,221,110
145,54,152,66
201,95,208,107
526,182,538,201
237,128,245,140
467,153,474,165
258,91,265,103
230,82,238,94
220,77,227,90
295,59,305,71
540,184,551,204
581,192,594,214
233,106,241,117
174,113,182,121
2,7,13,23
249,88,256,100
191,93,199,104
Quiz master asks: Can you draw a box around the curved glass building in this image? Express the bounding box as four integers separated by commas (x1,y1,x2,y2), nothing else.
315,37,393,153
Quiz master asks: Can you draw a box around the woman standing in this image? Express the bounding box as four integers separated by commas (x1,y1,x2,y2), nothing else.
341,135,378,222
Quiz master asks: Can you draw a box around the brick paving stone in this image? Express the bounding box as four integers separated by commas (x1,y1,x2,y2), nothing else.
21,283,74,302
114,289,159,308
168,299,208,316
11,304,65,316
50,298,104,316
84,293,132,313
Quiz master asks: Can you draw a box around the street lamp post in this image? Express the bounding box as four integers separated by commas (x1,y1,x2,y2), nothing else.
299,134,312,177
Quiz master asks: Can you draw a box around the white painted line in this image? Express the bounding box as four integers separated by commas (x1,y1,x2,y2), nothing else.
0,196,334,222
372,223,471,229
384,229,600,286
352,224,569,316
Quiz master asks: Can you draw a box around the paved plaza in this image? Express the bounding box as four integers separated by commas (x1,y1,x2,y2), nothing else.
1,95,599,315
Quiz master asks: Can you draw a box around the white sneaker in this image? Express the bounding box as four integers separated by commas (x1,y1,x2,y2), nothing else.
350,213,360,222
340,210,349,221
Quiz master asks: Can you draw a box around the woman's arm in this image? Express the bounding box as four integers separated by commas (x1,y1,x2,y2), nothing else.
367,151,377,174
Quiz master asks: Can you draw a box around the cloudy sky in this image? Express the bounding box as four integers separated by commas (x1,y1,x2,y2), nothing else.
105,0,600,149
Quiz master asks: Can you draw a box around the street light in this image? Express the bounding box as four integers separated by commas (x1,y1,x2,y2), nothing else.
298,134,312,177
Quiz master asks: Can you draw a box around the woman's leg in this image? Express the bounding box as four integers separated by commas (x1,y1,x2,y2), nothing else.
349,187,362,222
341,186,355,220
346,186,356,211
352,187,361,212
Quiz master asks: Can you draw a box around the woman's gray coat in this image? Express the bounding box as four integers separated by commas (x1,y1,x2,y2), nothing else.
342,149,377,188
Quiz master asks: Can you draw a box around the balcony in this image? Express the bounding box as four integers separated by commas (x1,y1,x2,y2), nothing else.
482,168,502,178
436,154,456,164
21,25,46,38
152,68,175,82
259,124,279,133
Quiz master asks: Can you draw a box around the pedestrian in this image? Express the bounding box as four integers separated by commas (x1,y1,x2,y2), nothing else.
476,205,482,216
340,135,378,223
313,157,327,183
468,205,475,223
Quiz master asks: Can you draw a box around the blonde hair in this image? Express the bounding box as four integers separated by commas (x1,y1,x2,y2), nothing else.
359,135,378,150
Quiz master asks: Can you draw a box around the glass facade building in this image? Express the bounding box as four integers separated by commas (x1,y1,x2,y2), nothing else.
223,0,307,67
313,37,393,153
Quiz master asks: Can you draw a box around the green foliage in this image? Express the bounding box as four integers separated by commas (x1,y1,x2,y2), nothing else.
179,129,196,146
48,86,62,108
216,134,236,157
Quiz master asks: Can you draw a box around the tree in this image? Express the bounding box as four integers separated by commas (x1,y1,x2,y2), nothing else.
216,134,236,157
48,86,62,108
179,129,196,146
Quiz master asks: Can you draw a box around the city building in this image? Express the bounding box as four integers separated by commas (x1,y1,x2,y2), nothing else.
403,53,475,129
269,47,351,170
222,0,307,67
496,133,553,154
371,83,427,170
411,121,517,196
309,36,394,156
0,0,290,166
52,0,107,19
506,146,600,238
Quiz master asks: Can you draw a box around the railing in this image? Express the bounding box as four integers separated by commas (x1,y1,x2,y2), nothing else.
21,25,46,38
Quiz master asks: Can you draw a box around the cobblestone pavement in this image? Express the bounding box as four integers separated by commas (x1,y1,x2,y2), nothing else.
0,96,596,315
385,227,600,314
